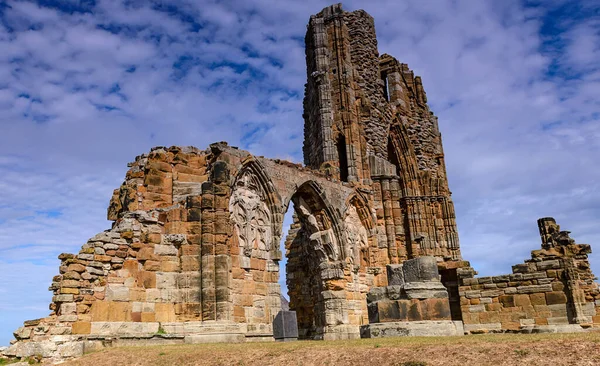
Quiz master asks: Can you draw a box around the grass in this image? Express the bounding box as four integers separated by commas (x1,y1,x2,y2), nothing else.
59,332,600,366
0,357,38,365
514,348,530,357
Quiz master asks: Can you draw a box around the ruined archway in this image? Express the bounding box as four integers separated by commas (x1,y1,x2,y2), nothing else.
283,181,358,340
344,192,376,270
229,158,285,329
229,158,284,261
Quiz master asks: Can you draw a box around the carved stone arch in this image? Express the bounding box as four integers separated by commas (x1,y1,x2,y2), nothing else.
286,180,360,340
229,157,283,262
388,122,421,197
345,191,375,231
290,180,347,262
344,192,376,268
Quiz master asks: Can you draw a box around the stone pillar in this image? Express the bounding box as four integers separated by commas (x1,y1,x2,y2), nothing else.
538,217,559,249
564,257,590,324
370,178,387,254
403,198,421,258
380,178,398,264
200,180,216,320
390,177,406,260
441,198,460,258
212,164,231,321
200,160,231,321
303,15,336,170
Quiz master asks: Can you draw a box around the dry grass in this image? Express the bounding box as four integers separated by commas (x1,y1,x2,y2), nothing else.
63,332,600,366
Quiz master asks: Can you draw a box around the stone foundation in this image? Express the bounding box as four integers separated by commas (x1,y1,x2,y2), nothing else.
361,321,464,338
362,257,458,338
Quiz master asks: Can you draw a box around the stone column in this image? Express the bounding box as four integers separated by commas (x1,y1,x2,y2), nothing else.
212,167,231,321
380,178,398,264
200,180,216,320
564,258,590,324
390,177,406,260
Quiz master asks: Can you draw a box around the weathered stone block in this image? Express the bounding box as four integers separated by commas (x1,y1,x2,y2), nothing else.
154,244,178,256
469,305,485,313
546,291,567,305
53,294,74,303
514,294,531,307
529,293,547,306
402,257,439,283
71,322,91,335
386,264,404,286
155,303,176,322
464,290,481,299
404,282,448,300
548,304,568,317
144,260,161,271
90,302,110,322
106,285,130,302
537,260,561,270
517,284,552,294
362,320,463,338
462,278,478,286
108,302,132,322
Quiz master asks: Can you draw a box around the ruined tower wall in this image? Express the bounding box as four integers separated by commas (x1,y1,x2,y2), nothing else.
302,4,460,261
344,10,393,160
303,13,336,172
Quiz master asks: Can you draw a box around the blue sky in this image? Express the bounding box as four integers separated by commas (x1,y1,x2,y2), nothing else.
0,0,599,345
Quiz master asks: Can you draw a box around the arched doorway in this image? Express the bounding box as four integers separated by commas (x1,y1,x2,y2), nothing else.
229,161,370,340
283,181,357,340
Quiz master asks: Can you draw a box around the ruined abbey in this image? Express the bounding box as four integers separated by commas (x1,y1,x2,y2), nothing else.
4,4,600,361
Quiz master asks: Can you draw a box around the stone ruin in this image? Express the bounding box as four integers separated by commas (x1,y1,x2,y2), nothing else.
3,3,600,362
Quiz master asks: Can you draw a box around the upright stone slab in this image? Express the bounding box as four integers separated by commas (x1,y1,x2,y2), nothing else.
273,311,298,342
402,257,439,283
387,264,404,286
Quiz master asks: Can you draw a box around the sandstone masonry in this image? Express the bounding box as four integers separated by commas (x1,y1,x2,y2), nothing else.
4,4,599,362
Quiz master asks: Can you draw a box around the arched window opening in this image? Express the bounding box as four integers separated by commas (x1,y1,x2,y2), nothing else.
336,135,349,182
387,137,400,176
382,72,390,101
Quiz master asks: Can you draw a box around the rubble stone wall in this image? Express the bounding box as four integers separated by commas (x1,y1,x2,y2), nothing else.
458,218,600,334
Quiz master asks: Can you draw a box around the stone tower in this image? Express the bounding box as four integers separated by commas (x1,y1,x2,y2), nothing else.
303,4,460,260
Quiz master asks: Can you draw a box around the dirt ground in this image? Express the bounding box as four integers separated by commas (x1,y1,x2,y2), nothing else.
62,332,600,366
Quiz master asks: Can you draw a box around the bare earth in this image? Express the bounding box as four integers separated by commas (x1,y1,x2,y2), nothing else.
62,332,600,366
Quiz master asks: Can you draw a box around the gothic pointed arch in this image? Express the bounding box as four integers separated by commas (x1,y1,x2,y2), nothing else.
229,157,283,260
344,191,376,268
290,180,347,261
388,122,421,197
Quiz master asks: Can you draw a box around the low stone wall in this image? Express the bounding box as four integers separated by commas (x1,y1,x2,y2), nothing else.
362,321,464,338
458,218,600,333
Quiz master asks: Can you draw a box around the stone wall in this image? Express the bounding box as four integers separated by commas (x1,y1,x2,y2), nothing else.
458,218,600,334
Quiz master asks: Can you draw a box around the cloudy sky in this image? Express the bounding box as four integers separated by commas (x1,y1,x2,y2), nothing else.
0,0,599,345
